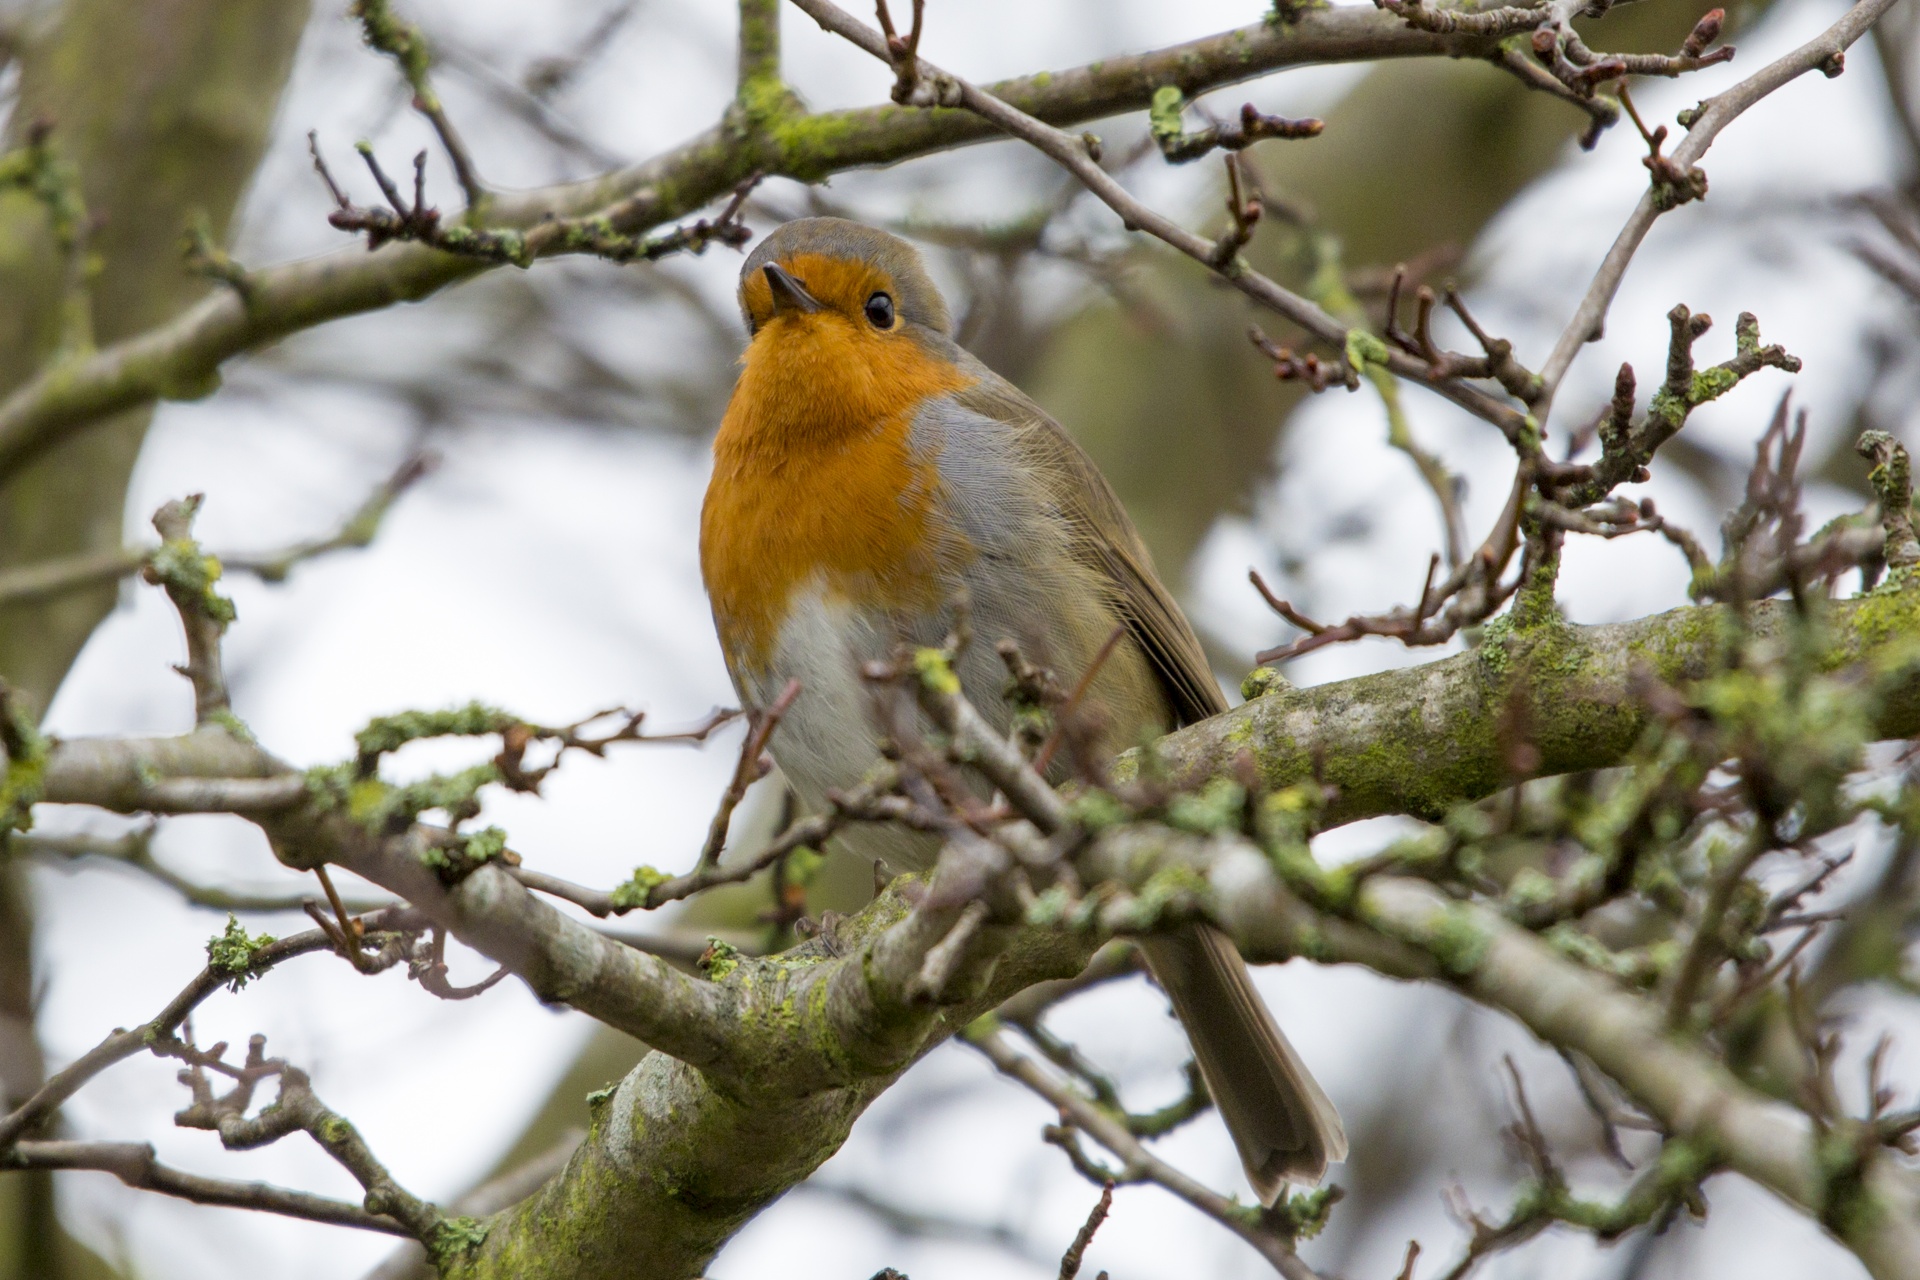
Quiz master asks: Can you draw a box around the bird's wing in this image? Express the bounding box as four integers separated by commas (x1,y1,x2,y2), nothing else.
950,367,1228,726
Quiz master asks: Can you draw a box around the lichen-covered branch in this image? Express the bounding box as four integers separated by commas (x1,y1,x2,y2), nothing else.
20,569,1920,1275
1065,824,1920,1279
1142,586,1920,826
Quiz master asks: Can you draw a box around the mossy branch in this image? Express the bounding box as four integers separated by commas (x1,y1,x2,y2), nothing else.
1068,833,1920,1280
1143,585,1920,827
1859,429,1920,570
19,576,1920,1277
738,0,783,92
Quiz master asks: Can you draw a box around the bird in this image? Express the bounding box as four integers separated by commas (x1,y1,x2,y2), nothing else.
699,216,1346,1201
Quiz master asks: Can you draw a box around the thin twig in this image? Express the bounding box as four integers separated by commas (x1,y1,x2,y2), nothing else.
964,1025,1325,1280
787,0,1531,444
699,678,801,871
1535,0,1897,417
4,1140,413,1235
1058,1181,1114,1280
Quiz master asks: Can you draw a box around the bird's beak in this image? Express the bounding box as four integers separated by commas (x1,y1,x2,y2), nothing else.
762,263,824,317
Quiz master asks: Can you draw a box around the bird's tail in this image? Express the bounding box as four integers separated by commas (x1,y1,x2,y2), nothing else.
1139,925,1346,1204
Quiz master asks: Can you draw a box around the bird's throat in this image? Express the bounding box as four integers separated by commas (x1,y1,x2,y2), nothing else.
701,318,975,672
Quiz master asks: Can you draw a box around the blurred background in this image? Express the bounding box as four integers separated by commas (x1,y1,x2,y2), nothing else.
1,0,1917,1276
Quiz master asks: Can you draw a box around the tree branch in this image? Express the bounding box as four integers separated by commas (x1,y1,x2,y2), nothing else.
1137,586,1920,826
1073,824,1920,1279
738,0,783,91
0,8,1520,483
1535,0,1898,416
0,451,431,609
965,1024,1325,1279
789,0,1530,440
4,1139,413,1235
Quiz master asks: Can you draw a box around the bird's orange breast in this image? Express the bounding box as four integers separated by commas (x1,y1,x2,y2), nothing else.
702,299,976,673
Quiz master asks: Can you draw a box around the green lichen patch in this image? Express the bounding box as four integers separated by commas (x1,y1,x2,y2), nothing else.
306,757,502,840
146,538,236,627
1148,85,1187,148
1165,777,1246,835
1025,884,1079,929
1110,863,1212,933
205,708,255,744
1343,328,1390,373
609,865,672,911
1066,788,1130,834
420,825,514,882
1543,925,1671,989
1425,907,1490,978
1256,783,1324,848
206,915,275,991
0,695,47,834
698,938,743,981
1269,1182,1343,1242
354,702,517,771
1815,1125,1878,1241
349,0,435,105
1239,666,1291,701
427,1215,491,1264
912,648,961,697
1266,0,1329,23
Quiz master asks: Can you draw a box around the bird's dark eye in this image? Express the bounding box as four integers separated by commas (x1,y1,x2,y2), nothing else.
864,292,896,329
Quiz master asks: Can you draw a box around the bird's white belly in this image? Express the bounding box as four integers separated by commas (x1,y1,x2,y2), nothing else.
738,584,896,809
735,581,1011,872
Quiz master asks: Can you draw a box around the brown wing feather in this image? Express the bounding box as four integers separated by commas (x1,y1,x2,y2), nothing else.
953,370,1227,727
949,362,1348,1200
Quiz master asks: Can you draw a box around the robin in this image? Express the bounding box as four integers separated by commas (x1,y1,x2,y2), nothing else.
700,216,1346,1199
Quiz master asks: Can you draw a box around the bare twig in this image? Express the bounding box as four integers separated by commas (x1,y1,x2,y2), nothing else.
788,0,1532,443
351,0,487,211
510,762,915,914
0,910,420,1151
0,451,433,608
5,1139,413,1235
699,679,801,871
145,497,234,725
964,1024,1326,1280
310,132,757,267
1535,0,1898,417
1057,1181,1114,1280
25,826,391,914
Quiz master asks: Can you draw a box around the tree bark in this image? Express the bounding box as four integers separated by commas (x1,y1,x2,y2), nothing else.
0,3,311,1274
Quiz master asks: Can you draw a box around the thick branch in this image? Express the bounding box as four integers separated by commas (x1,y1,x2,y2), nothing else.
21,578,1920,1276
440,885,1090,1280
1137,587,1920,826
